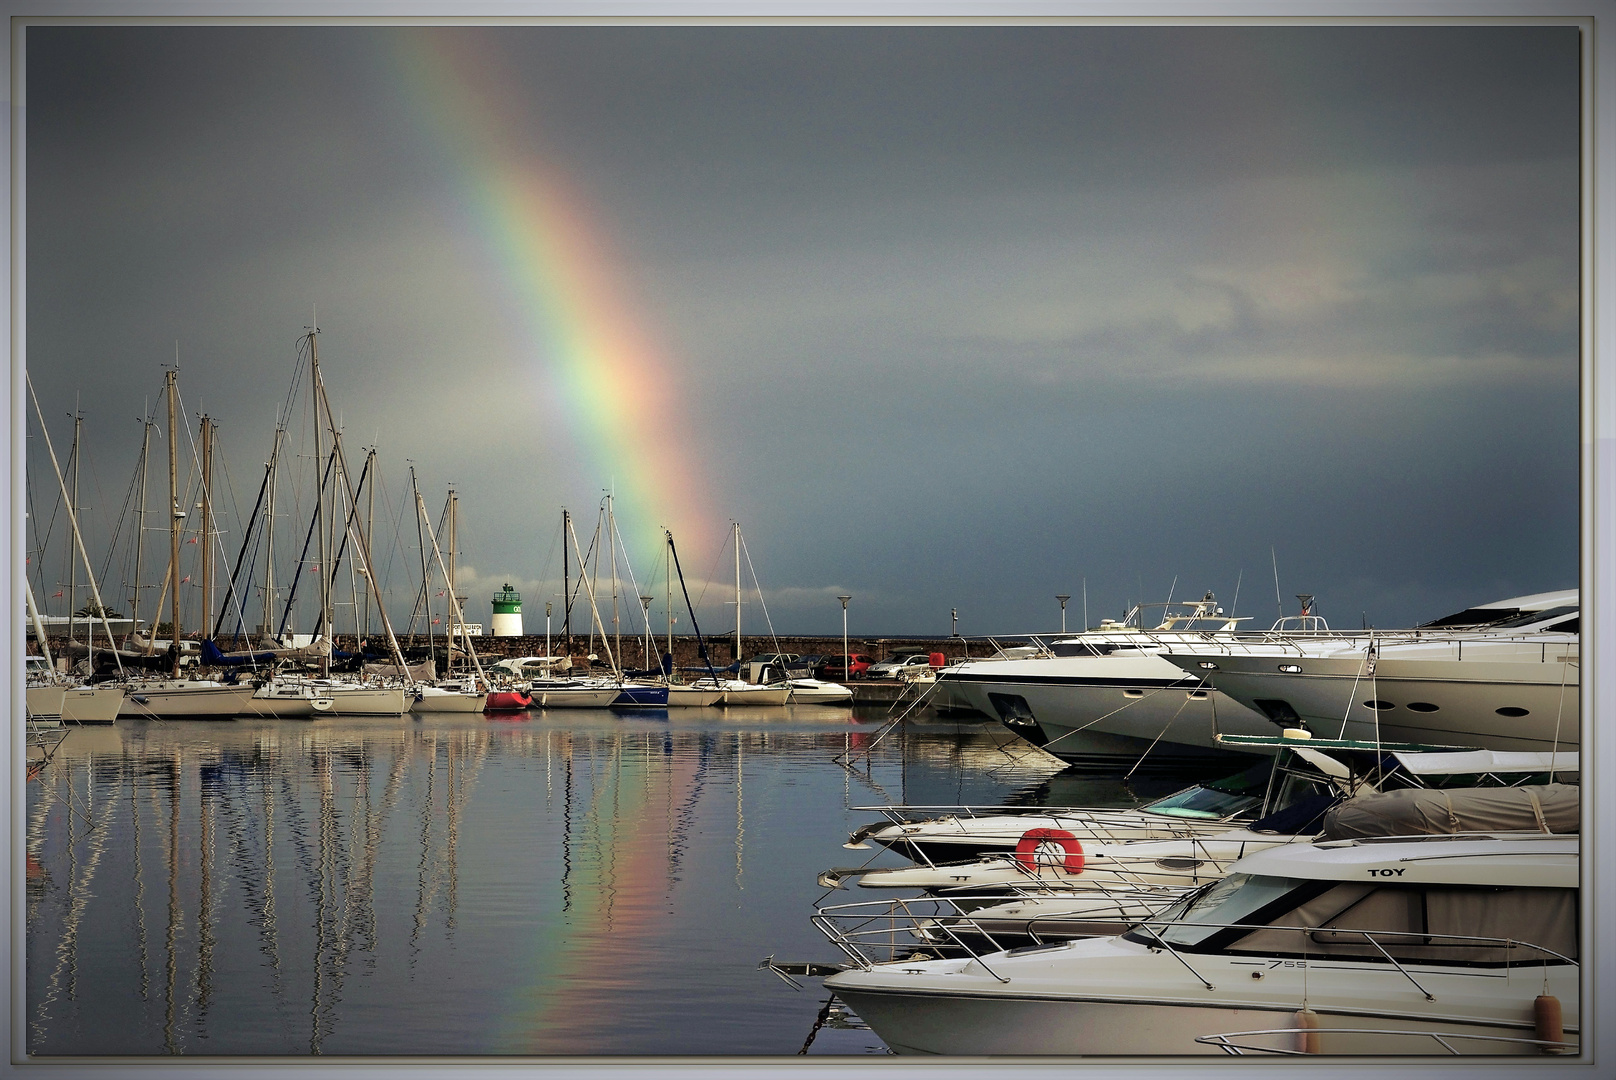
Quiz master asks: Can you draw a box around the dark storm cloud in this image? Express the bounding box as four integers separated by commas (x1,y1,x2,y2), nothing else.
20,23,1579,634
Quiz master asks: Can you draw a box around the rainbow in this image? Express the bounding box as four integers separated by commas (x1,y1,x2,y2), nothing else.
389,29,716,557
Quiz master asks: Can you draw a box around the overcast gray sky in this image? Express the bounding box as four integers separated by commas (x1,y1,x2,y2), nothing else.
21,23,1580,638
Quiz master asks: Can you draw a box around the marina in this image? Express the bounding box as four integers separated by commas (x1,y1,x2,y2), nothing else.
15,20,1591,1066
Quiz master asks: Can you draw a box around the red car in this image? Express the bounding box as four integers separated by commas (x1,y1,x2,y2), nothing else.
816,654,875,680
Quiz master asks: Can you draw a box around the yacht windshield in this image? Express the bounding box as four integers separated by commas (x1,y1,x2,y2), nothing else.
1490,606,1578,629
1126,874,1308,949
1142,759,1273,820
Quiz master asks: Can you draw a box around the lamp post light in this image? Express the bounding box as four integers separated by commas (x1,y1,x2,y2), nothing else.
838,595,852,683
546,601,553,665
640,595,654,670
1056,594,1071,634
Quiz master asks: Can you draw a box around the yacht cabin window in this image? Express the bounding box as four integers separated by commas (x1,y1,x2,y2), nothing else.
1133,873,1578,966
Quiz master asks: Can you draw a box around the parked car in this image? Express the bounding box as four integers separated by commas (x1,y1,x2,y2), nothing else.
788,654,824,674
864,653,937,680
816,654,874,680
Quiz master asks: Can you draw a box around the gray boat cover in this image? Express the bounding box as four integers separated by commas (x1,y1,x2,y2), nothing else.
1321,784,1580,839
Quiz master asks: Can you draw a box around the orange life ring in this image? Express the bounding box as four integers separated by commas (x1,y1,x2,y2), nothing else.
1015,827,1085,874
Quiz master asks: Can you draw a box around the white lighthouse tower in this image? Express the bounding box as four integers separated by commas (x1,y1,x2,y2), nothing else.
490,583,524,637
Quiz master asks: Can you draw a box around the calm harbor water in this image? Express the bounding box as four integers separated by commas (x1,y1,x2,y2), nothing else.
25,705,1213,1057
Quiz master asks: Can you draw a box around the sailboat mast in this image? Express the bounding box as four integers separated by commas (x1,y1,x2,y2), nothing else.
166,369,181,678
734,521,741,666
562,508,571,638
262,428,280,644
364,447,376,637
411,466,434,670
199,414,214,644
666,536,673,671
608,494,619,667
448,488,458,658
132,414,152,642
68,412,80,645
311,329,331,676
414,489,487,682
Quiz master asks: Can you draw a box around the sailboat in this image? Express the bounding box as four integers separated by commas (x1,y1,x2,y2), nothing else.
407,485,492,714
115,369,258,719
21,388,127,722
525,500,667,708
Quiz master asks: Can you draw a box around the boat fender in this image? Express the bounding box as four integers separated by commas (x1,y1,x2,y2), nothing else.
1014,828,1084,874
1294,1007,1321,1054
1535,994,1565,1052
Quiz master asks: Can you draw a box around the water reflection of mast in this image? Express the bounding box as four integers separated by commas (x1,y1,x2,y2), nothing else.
193,756,215,1040
360,733,410,962
442,729,492,934
735,732,744,891
311,741,338,1053
561,733,573,912
131,771,150,1002
165,749,181,1054
411,730,438,954
40,751,115,1030
260,739,284,1001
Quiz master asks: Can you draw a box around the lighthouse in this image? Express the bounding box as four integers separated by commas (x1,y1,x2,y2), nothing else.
491,583,523,637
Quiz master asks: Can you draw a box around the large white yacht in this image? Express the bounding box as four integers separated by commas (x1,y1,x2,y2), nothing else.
1161,590,1579,752
935,596,1306,767
824,834,1579,1055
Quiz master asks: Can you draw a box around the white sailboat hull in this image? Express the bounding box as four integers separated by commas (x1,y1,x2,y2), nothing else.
722,684,790,706
665,685,725,707
118,681,259,719
25,685,67,725
410,687,489,713
315,684,411,716
60,686,125,723
528,684,620,709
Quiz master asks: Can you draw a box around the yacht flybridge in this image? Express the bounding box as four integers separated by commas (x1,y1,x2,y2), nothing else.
823,834,1579,1055
1161,590,1580,751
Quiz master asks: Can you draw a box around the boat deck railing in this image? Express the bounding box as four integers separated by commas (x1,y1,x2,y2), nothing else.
1194,1027,1578,1056
817,903,1578,993
812,888,1191,976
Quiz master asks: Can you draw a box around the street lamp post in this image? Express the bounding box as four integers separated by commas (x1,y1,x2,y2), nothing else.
838,596,852,682
1056,595,1071,634
546,601,553,665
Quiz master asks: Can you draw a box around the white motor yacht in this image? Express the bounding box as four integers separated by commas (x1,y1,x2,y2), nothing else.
850,731,1577,867
824,834,1579,1055
936,597,1303,767
787,678,853,705
1162,590,1579,752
